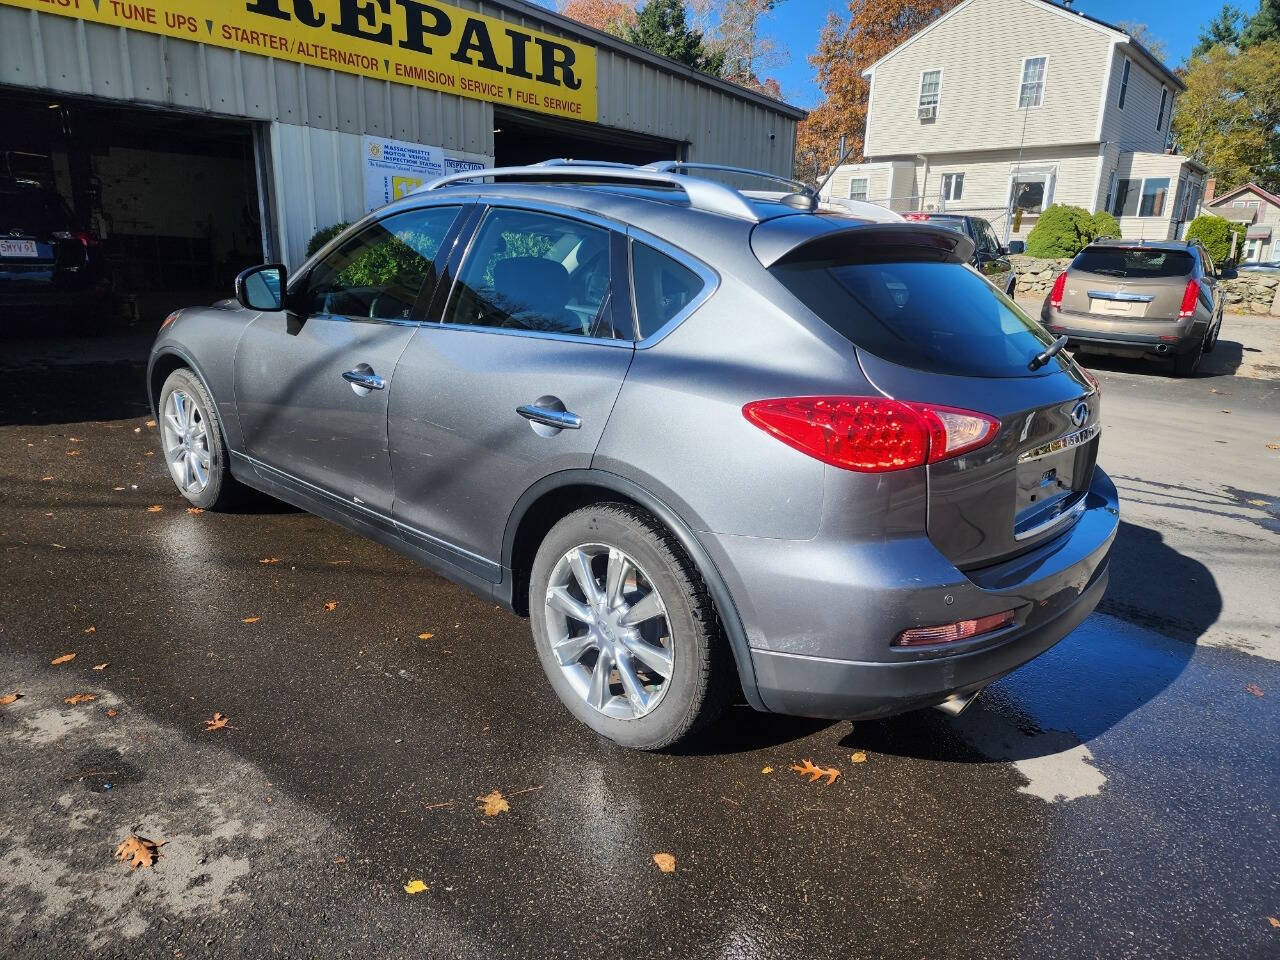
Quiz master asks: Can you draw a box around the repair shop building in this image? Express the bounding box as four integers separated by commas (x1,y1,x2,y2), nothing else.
0,0,802,289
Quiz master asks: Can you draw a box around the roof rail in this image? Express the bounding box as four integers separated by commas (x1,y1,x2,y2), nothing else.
641,161,815,197
416,161,761,221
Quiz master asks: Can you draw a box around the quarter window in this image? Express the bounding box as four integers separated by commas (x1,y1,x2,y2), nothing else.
299,206,460,320
631,242,705,340
941,172,964,201
1117,57,1131,109
847,177,869,202
918,70,941,115
1140,178,1170,217
1019,57,1047,108
444,208,615,338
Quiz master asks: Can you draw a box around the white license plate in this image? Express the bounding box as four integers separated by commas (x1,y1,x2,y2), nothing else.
0,239,38,258
1089,298,1134,317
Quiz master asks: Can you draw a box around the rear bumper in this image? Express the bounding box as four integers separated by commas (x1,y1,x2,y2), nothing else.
1040,307,1203,358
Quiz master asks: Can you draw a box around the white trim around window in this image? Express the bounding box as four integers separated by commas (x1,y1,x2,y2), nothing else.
918,68,943,118
1017,55,1048,109
940,172,964,202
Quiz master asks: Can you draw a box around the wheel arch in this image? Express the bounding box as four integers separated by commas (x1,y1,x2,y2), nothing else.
501,469,765,711
147,346,215,419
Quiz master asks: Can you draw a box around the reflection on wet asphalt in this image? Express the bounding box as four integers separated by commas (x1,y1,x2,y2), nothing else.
0,343,1277,958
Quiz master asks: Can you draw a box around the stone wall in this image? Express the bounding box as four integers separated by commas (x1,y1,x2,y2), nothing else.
1008,255,1280,316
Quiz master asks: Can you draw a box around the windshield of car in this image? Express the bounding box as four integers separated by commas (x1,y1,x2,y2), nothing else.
1073,247,1194,279
771,257,1063,378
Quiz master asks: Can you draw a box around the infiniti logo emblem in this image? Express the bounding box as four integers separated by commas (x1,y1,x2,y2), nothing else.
1070,401,1090,428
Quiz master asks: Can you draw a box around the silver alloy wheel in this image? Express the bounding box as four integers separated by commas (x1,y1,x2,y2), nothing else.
161,388,211,495
543,543,674,720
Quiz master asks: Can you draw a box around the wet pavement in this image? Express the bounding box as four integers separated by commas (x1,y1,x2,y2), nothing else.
1,330,1277,959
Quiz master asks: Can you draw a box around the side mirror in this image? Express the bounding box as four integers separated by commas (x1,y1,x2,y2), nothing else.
1007,240,1026,255
235,264,286,311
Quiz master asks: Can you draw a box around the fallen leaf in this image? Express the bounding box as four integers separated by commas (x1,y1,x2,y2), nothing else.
84,625,96,634
324,601,339,612
333,856,347,864
403,879,428,894
66,450,81,457
146,505,163,513
850,752,868,764
241,616,260,624
1248,498,1268,507
93,662,109,671
1267,442,1280,451
51,653,76,665
652,853,676,873
417,632,435,640
204,712,230,731
791,759,841,786
1245,684,1264,697
1221,409,1231,414
186,507,204,514
143,451,154,457
258,557,280,564
145,419,157,428
0,693,21,706
41,475,54,481
761,766,773,774
113,486,125,491
1269,916,1280,929
64,693,97,705
106,708,119,718
477,790,510,816
115,835,161,870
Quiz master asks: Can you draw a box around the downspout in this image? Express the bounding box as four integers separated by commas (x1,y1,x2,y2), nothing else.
917,154,929,210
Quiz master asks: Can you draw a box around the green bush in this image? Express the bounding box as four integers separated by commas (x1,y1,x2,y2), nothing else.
305,221,350,258
1185,214,1248,265
1025,204,1092,257
1090,210,1122,240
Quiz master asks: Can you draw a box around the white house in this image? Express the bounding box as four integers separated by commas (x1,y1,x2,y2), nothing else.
820,0,1207,245
1205,182,1280,263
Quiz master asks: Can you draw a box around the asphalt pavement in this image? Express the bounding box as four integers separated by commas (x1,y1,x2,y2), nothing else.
1,323,1277,959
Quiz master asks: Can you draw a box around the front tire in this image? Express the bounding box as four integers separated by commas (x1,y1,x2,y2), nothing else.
157,368,241,510
528,503,732,750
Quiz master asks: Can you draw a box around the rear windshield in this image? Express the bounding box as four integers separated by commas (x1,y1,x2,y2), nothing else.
0,189,67,235
1073,247,1194,279
905,215,968,236
771,258,1063,378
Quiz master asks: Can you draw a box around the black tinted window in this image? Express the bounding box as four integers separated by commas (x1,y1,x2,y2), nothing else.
445,208,614,338
301,206,458,320
632,242,705,339
2,189,69,235
1073,248,1194,279
771,258,1063,378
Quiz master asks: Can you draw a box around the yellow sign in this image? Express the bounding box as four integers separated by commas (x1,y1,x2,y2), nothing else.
5,0,597,121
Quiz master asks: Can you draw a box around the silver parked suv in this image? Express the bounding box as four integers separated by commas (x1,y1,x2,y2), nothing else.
148,162,1118,750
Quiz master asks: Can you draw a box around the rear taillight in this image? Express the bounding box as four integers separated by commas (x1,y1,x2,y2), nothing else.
1049,271,1068,310
893,609,1016,647
1178,279,1199,318
742,397,999,473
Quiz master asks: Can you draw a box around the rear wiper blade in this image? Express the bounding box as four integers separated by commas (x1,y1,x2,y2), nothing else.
1028,335,1069,371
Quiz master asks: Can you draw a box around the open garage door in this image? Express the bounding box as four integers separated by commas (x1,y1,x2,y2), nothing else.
493,109,684,167
0,90,263,343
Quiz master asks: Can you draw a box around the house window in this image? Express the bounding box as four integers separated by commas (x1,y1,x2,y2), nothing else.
1112,178,1141,217
1157,86,1168,129
941,172,964,201
1117,57,1131,109
847,178,869,202
1010,174,1051,213
1140,177,1170,217
1019,57,1047,108
918,70,941,116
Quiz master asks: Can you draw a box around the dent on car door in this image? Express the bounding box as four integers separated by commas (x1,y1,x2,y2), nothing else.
232,204,464,513
388,205,634,577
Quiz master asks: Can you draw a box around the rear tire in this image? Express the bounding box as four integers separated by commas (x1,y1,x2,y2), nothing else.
1172,337,1204,378
528,503,732,750
1203,320,1221,353
157,368,243,510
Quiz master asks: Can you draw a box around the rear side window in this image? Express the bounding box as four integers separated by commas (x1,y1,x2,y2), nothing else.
631,242,705,339
771,258,1062,378
1072,248,1194,279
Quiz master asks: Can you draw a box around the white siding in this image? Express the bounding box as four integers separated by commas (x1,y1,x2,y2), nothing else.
1103,152,1197,241
823,162,916,209
1099,47,1175,153
864,0,1114,157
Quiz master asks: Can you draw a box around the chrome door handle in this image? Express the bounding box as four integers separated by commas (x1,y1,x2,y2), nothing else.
517,404,582,430
342,369,386,390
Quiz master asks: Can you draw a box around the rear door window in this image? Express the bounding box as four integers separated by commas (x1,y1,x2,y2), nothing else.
770,257,1063,378
1072,248,1194,279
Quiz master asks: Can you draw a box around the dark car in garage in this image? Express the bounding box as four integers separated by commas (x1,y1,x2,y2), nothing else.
0,179,101,310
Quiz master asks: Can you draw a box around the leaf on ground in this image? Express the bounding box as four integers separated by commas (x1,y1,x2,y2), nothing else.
106,708,119,718
93,662,109,671
115,834,161,870
324,601,339,612
403,879,428,894
204,712,230,731
477,790,510,816
64,693,97,706
186,507,204,514
0,693,21,706
1245,683,1264,697
241,616,260,624
1269,916,1280,928
258,557,280,564
417,632,435,640
1221,409,1231,414
791,759,841,785
146,505,163,513
84,625,96,634
761,766,773,774
850,752,868,764
51,653,76,665
652,853,676,873
41,476,54,481
1267,442,1280,451
1248,498,1268,506
145,419,157,428
66,450,81,457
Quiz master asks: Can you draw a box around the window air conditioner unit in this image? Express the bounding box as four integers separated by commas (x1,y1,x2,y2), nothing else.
918,105,937,120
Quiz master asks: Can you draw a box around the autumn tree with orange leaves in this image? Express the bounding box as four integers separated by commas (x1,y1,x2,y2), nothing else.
559,0,638,36
795,0,960,180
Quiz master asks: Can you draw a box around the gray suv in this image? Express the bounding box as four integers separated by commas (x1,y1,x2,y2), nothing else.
148,162,1117,750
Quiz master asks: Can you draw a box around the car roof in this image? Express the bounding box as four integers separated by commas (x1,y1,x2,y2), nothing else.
1087,238,1195,253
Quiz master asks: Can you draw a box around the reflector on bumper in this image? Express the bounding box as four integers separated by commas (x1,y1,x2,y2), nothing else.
893,609,1016,647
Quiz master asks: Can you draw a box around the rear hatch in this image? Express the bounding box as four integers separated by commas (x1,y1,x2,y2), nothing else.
1059,246,1194,321
761,222,1099,569
0,187,60,286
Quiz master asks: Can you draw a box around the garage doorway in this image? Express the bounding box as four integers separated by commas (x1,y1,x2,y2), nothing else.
493,109,684,167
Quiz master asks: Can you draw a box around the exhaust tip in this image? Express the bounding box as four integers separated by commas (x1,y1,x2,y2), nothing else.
1155,343,1169,354
934,689,982,717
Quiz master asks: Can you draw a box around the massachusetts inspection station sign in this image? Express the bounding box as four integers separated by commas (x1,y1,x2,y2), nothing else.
7,0,599,121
